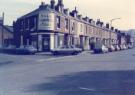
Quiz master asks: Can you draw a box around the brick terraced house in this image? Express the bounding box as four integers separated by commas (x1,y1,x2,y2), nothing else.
13,0,127,52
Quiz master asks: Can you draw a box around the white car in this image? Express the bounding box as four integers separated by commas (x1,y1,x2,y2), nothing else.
102,45,109,53
120,45,127,50
120,45,124,50
108,45,115,52
123,45,127,50
51,45,82,55
116,45,120,51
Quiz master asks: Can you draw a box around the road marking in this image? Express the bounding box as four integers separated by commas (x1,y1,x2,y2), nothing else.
36,59,46,62
36,56,74,62
79,87,96,91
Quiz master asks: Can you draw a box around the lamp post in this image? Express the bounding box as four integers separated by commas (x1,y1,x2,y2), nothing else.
109,18,121,47
2,12,4,47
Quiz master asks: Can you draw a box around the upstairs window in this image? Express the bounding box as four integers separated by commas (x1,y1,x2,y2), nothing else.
86,26,87,34
72,22,75,32
25,19,30,30
30,17,37,31
80,24,83,32
65,18,68,30
33,18,37,29
20,20,24,31
56,16,60,28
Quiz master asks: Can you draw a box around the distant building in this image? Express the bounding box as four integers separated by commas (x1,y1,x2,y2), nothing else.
13,0,122,52
0,24,13,47
126,29,135,46
0,14,13,47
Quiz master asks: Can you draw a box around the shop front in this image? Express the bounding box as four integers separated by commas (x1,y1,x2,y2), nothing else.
31,33,51,52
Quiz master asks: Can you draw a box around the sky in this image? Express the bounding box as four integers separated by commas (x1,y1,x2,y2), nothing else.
0,0,135,30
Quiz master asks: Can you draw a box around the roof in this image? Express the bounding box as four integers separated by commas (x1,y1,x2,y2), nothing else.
0,24,13,33
18,8,39,20
5,25,13,32
16,2,123,33
18,4,53,20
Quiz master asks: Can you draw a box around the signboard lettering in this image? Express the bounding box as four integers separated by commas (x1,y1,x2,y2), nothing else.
38,12,55,30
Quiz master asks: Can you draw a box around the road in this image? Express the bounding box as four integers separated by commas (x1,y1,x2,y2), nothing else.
0,49,135,95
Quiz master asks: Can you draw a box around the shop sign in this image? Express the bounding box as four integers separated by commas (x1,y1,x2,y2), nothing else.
38,11,55,30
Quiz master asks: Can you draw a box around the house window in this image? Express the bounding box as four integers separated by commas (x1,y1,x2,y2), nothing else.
56,16,60,28
34,18,36,26
86,26,87,34
81,24,83,32
30,18,36,31
25,19,29,30
72,22,75,32
20,20,24,31
65,18,68,30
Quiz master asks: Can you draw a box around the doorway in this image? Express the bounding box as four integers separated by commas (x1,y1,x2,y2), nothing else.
42,35,50,52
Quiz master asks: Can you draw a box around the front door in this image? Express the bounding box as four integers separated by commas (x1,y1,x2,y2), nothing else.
42,37,50,52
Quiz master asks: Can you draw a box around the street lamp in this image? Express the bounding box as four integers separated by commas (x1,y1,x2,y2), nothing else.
2,12,4,47
109,18,121,47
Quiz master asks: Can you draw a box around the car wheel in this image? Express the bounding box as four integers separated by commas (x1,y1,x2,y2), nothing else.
72,52,78,55
53,52,58,55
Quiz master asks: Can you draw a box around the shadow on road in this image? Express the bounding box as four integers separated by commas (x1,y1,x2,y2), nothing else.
26,70,135,95
0,61,14,66
132,54,135,56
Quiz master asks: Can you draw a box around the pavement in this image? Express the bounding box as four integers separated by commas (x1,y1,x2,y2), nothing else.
0,49,135,95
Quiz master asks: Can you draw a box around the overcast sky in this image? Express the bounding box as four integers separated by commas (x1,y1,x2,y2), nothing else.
0,0,134,30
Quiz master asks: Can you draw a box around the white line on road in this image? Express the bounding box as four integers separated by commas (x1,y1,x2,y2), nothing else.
79,87,96,91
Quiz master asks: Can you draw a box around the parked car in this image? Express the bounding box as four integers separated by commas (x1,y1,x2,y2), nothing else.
114,45,120,51
3,45,16,54
102,45,109,53
123,45,127,50
16,45,37,54
127,44,133,49
0,45,3,52
120,45,124,50
51,45,82,55
94,43,108,53
108,45,115,52
120,45,127,50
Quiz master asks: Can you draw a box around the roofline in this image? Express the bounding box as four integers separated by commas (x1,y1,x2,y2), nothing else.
0,24,13,33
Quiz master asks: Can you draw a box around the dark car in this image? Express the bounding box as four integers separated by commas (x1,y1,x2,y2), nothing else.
0,45,3,52
127,44,133,49
51,45,82,55
1,45,16,54
114,45,120,51
16,45,37,55
93,42,108,54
